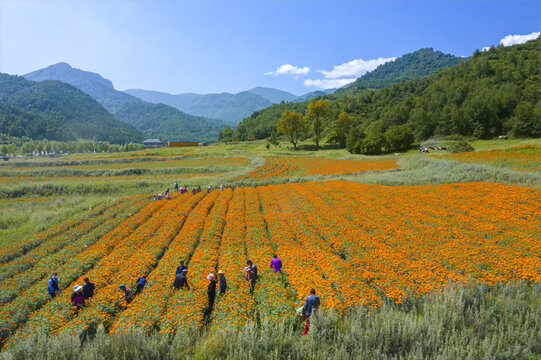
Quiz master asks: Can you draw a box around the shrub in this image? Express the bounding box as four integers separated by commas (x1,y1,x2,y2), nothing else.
447,140,474,153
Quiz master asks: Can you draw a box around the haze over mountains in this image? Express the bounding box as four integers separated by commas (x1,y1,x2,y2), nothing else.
124,87,333,123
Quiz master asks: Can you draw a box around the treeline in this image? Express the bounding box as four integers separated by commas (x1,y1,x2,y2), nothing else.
236,38,540,154
0,137,144,157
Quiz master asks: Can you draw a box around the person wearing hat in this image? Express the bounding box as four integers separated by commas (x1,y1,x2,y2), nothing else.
218,270,227,295
48,272,60,298
206,273,217,311
119,284,134,304
173,269,190,290
71,285,85,309
175,260,188,276
246,260,258,279
244,266,256,293
82,277,95,299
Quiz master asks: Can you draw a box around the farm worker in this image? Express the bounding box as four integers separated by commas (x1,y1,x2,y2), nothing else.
192,188,197,195
246,260,258,279
165,188,170,196
82,277,95,299
303,288,321,336
71,285,85,309
176,260,188,275
165,192,171,200
136,276,147,293
220,184,224,191
207,274,217,310
218,270,227,294
174,182,179,191
153,194,158,201
119,284,134,304
174,269,190,290
270,255,283,272
197,185,201,193
48,272,60,298
244,266,256,292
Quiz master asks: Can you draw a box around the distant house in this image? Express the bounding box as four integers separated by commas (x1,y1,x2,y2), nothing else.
142,139,164,148
168,139,199,147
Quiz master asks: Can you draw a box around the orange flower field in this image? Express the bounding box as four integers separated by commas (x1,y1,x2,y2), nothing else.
1,180,540,348
235,157,400,181
437,145,541,172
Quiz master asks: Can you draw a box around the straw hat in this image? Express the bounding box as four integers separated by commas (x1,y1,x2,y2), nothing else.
218,270,224,275
207,273,215,281
73,285,83,292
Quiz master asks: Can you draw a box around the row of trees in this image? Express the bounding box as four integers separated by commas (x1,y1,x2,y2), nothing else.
0,139,145,156
276,99,354,149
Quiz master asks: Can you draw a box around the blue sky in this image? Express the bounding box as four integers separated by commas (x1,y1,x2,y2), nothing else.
0,0,539,95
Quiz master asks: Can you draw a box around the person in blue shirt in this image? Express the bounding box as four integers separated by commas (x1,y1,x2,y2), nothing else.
218,270,227,294
48,272,60,298
136,276,147,293
303,288,321,335
82,277,95,299
176,260,187,276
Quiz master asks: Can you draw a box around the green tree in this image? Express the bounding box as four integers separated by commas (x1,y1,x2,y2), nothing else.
335,112,352,147
277,110,307,149
0,145,7,156
511,101,540,137
221,127,234,142
306,99,332,149
384,125,415,152
346,127,363,154
236,122,247,141
21,142,34,155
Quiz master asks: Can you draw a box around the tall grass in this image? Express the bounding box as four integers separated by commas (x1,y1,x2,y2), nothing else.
1,283,539,360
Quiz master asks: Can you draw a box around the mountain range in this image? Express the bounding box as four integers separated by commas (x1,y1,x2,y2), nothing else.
22,63,228,142
124,87,334,123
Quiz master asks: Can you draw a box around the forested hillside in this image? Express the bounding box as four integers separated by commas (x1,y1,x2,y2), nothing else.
336,48,465,95
0,74,143,143
24,63,141,113
113,102,225,141
237,38,540,148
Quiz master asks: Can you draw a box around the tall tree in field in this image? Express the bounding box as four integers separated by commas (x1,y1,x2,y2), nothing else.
306,98,332,149
277,110,307,149
336,112,352,147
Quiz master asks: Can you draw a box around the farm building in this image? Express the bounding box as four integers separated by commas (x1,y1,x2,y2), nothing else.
168,139,199,147
142,139,165,148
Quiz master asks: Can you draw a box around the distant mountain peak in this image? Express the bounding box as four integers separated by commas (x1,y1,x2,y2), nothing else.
25,62,115,90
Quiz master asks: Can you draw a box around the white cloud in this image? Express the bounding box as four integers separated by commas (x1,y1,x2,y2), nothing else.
264,64,310,76
319,57,396,79
482,46,491,52
499,32,540,47
303,78,357,89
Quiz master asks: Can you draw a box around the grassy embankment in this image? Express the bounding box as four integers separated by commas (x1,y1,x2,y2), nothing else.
0,138,539,248
1,283,539,360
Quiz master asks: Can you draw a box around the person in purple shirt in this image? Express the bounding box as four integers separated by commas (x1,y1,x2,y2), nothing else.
270,255,283,272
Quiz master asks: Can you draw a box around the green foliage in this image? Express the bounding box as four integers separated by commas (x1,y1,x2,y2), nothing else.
306,99,332,148
447,140,475,153
384,125,415,152
237,37,540,145
218,127,234,142
112,102,225,142
277,110,307,149
0,74,143,144
337,48,466,95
